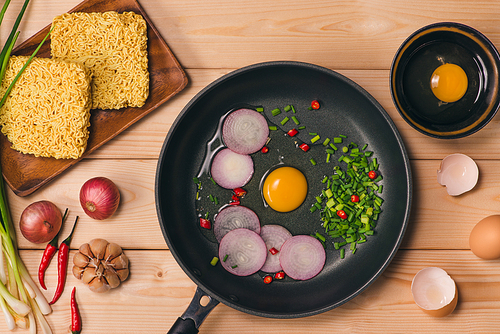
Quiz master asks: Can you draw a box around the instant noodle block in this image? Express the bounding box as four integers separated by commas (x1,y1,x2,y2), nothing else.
50,11,149,110
0,56,92,159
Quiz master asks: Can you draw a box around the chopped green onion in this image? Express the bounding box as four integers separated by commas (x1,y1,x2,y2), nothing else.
281,117,289,125
256,107,264,112
298,126,306,130
291,105,296,113
311,135,320,143
323,138,331,146
269,125,277,131
333,137,343,144
210,257,219,266
284,105,291,112
310,158,317,166
223,254,229,262
292,116,300,125
271,108,281,116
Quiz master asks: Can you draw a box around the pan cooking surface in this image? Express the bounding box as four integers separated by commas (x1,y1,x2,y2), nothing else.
156,61,412,318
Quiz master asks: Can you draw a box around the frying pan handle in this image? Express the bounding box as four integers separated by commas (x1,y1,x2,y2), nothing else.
167,286,220,334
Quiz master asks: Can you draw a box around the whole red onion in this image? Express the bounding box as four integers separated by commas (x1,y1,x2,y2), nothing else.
20,201,62,244
80,177,120,220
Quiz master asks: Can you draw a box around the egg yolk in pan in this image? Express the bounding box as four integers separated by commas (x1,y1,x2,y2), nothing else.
430,63,468,103
262,166,307,212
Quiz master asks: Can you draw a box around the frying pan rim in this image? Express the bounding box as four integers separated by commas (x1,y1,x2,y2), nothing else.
155,60,413,318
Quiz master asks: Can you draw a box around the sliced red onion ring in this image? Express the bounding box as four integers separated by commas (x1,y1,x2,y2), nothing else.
214,205,260,242
259,225,292,273
279,235,326,280
211,148,254,189
219,228,267,276
222,108,269,154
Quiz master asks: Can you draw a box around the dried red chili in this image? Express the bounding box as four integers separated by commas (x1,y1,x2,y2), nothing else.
70,287,82,334
299,143,310,152
49,216,78,305
233,187,247,198
199,217,211,229
311,100,320,110
274,271,285,280
337,210,347,220
269,247,279,255
39,208,68,290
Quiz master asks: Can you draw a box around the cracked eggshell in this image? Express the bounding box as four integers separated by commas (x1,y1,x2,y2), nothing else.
411,267,458,317
437,153,478,196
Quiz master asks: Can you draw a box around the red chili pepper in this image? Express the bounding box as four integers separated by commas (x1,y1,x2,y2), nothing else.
274,271,285,280
351,195,360,203
263,275,273,284
299,143,310,152
229,200,240,206
231,194,239,201
39,208,68,290
287,128,298,137
311,100,320,110
337,210,347,220
233,187,247,198
269,247,279,255
368,171,377,180
199,217,211,229
70,287,82,334
261,146,269,153
49,216,78,305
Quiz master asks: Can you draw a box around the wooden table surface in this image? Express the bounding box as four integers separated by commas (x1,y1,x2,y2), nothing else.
2,0,500,333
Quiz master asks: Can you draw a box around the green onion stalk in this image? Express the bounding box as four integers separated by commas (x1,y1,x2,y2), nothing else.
0,0,53,332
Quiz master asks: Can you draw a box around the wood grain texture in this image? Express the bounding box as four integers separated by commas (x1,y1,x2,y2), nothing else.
2,0,500,333
0,249,498,334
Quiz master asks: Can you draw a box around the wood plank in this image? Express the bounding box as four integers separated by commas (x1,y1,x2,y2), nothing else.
5,0,500,71
3,248,499,333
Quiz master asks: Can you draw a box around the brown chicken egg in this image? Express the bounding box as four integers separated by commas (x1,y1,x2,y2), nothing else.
469,215,500,260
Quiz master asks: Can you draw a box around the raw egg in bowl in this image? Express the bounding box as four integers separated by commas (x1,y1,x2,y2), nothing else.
390,22,500,139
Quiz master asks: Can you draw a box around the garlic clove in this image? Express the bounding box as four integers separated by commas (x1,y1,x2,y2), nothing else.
115,268,130,282
105,243,123,262
109,253,129,271
79,243,93,258
89,239,109,260
88,277,110,293
104,268,121,289
82,267,97,284
72,266,85,280
73,252,91,268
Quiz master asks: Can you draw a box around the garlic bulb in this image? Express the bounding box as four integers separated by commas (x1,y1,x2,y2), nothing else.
73,238,129,293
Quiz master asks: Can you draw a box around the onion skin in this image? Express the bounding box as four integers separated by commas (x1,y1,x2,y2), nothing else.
19,201,62,244
80,177,120,220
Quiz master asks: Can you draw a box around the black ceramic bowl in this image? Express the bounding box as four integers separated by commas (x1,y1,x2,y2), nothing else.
390,22,500,139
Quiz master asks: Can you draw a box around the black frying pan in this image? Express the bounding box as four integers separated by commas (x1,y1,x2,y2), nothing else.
155,61,412,333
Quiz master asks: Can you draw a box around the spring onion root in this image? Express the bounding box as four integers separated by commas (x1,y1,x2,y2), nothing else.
0,1,54,331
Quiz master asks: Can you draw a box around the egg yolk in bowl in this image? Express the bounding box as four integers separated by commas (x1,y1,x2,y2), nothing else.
262,166,307,212
430,63,468,103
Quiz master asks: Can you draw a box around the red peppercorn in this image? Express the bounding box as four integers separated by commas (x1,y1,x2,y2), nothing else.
287,128,298,137
311,100,320,110
299,143,310,152
368,171,377,179
261,146,269,153
351,195,360,203
337,210,347,220
263,275,273,284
